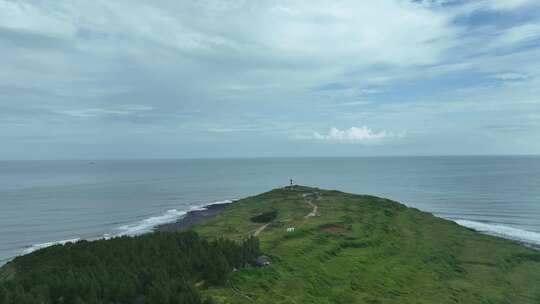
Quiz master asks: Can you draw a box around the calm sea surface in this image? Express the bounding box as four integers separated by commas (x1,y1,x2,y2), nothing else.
1,156,540,264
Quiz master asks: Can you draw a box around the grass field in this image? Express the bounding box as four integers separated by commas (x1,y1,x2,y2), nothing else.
192,186,540,304
2,185,539,303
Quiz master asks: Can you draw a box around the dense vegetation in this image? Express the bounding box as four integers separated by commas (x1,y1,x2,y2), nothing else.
0,231,260,304
2,186,540,303
193,186,540,303
250,211,277,223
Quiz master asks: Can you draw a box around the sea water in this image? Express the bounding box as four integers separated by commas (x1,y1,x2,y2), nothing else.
1,156,539,264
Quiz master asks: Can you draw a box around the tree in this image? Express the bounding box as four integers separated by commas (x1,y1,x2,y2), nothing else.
0,231,259,304
204,252,231,285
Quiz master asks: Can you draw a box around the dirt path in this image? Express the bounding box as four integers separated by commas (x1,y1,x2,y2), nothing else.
253,223,270,236
303,192,320,218
304,199,318,218
253,192,320,237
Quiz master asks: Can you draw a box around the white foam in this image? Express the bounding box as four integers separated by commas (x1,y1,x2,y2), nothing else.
18,198,237,257
115,199,236,236
22,238,80,254
455,219,540,248
116,209,188,236
203,199,235,207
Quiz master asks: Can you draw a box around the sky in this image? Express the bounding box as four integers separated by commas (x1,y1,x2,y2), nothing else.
1,0,540,159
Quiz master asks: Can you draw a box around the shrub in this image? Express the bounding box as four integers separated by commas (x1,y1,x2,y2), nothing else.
250,211,278,223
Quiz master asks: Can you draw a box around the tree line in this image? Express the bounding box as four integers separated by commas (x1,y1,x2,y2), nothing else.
0,231,260,304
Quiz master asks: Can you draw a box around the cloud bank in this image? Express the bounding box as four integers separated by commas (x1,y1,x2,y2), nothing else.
1,0,540,158
313,126,402,144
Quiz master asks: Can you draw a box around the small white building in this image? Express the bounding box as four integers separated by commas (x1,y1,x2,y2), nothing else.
286,227,296,232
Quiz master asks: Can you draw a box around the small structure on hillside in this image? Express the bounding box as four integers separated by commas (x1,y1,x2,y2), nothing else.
255,255,271,267
286,227,296,232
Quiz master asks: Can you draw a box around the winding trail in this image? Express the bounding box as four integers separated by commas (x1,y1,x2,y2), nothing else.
252,192,321,237
304,199,318,218
303,192,320,218
234,191,320,302
253,223,270,236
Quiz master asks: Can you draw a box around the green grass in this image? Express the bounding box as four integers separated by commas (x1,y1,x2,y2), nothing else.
2,185,539,303
192,186,540,304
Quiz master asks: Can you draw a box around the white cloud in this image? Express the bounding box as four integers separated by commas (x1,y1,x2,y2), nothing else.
312,126,402,143
0,1,461,67
488,0,536,11
338,101,372,107
262,1,459,67
490,23,540,49
491,72,529,81
2,0,540,158
489,72,531,84
360,88,383,95
0,1,76,37
57,105,153,118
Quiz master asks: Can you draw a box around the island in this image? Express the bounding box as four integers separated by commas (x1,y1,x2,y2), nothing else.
1,186,539,303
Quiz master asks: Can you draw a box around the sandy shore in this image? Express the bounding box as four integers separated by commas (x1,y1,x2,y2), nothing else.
154,203,228,232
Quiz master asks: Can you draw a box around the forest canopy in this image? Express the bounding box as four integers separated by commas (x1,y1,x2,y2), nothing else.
0,231,260,304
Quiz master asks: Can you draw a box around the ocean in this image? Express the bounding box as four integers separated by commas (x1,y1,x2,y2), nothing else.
1,156,539,265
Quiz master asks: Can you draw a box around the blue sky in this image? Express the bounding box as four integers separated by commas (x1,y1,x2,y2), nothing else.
1,0,540,159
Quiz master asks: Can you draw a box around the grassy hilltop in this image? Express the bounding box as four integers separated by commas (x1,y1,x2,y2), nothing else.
193,186,540,304
1,186,540,303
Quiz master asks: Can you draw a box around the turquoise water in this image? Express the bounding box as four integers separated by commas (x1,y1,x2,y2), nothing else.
1,156,540,264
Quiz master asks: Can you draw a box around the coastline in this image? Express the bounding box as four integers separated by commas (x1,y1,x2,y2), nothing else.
4,188,540,302
3,193,540,268
0,200,233,266
153,194,540,251
154,202,229,232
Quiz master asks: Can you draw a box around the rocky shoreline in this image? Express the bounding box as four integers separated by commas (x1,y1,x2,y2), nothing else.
154,203,228,232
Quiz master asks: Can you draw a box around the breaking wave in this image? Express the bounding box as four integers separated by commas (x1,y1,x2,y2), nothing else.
19,199,235,256
115,209,189,236
22,238,81,255
455,219,540,249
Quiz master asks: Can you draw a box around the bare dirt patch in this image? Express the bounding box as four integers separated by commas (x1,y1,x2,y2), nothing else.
320,225,347,234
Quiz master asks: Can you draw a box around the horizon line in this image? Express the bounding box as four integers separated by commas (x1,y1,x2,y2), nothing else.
1,154,540,162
